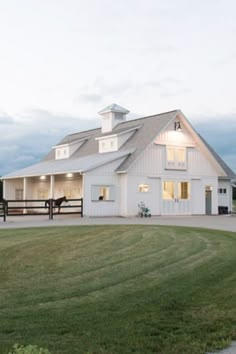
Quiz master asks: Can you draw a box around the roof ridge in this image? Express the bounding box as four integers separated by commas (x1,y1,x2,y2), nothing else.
65,126,100,137
118,109,179,126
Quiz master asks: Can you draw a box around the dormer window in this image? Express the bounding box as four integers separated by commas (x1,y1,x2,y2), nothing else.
53,136,89,160
96,125,142,153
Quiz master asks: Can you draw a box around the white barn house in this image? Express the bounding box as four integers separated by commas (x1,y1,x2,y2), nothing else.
2,104,236,216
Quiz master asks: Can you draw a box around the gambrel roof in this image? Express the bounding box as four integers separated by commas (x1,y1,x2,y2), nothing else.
3,109,235,179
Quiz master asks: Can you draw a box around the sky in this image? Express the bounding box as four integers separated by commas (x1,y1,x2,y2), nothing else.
0,0,236,176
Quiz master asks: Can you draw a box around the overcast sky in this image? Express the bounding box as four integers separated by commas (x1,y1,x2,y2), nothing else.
0,0,236,176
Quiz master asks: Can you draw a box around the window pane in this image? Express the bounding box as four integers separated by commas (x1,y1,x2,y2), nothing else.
162,182,174,200
176,148,185,162
138,184,149,192
167,148,175,161
99,186,109,200
178,182,189,199
91,185,115,201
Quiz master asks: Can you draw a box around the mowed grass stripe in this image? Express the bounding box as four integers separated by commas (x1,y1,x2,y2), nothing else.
0,225,236,354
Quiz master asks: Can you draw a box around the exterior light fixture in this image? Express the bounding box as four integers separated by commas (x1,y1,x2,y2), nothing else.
66,173,73,178
174,121,182,131
40,175,46,180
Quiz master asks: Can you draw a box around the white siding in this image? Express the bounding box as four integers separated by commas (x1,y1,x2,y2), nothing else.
129,144,219,179
155,121,196,146
83,157,126,216
191,179,205,215
126,175,161,216
218,180,232,212
4,179,23,200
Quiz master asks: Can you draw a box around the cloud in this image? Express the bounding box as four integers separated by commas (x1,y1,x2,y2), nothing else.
0,113,14,124
194,115,236,173
75,94,103,103
0,109,99,176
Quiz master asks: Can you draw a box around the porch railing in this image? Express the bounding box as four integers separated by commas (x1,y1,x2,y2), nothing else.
2,198,83,221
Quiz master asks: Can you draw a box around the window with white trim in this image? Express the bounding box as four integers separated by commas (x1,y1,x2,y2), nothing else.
166,146,186,170
218,188,227,194
162,181,174,200
178,182,190,200
138,184,149,192
91,185,115,201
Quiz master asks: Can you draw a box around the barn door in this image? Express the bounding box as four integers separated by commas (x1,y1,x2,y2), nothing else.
161,180,191,215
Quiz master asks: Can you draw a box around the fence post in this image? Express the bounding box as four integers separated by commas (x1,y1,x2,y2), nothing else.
81,198,83,217
49,198,54,220
5,200,8,218
3,201,6,222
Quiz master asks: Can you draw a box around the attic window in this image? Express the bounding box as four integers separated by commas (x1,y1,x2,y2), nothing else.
166,146,186,170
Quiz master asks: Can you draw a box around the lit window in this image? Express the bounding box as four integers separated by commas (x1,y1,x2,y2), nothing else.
167,147,175,161
91,185,115,201
178,182,190,200
166,146,186,170
162,182,174,200
138,184,149,192
176,148,185,162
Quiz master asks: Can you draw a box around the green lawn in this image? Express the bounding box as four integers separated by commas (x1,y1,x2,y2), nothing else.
0,225,236,354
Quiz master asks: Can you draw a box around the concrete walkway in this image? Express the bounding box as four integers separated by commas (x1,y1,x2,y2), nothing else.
0,214,236,232
207,342,236,354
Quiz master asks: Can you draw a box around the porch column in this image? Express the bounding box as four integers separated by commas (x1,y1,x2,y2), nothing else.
3,180,6,199
23,177,27,214
50,175,55,199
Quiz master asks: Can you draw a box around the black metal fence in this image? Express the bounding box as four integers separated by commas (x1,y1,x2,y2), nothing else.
0,198,83,222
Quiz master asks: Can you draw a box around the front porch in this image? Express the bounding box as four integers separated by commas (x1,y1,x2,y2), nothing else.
3,172,83,213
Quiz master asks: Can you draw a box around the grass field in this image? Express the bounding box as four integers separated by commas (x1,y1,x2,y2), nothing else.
0,225,236,354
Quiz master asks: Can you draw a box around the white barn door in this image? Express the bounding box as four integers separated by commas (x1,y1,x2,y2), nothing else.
161,180,191,215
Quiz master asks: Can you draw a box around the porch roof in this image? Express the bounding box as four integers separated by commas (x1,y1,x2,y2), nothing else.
3,150,133,179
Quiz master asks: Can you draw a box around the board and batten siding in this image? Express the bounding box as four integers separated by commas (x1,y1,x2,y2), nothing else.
218,180,232,212
129,144,219,178
125,175,161,216
4,179,23,200
83,156,126,216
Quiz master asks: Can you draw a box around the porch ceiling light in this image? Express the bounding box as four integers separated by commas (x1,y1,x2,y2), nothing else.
40,175,46,180
174,121,182,131
66,173,73,178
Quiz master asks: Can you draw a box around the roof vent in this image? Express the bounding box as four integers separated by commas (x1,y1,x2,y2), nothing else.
99,103,129,133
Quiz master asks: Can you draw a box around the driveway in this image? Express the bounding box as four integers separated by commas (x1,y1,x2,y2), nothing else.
0,214,236,232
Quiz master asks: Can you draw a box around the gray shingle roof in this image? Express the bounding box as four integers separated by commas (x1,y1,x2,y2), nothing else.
98,103,130,114
3,150,133,179
3,108,235,180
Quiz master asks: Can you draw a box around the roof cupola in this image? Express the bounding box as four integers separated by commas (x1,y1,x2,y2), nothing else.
98,103,129,133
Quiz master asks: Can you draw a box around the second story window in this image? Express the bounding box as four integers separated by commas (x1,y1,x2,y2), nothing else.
166,146,186,170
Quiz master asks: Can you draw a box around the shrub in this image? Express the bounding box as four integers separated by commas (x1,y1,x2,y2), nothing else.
8,344,52,354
